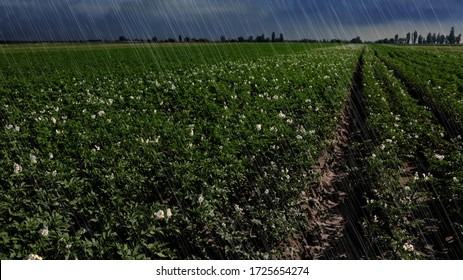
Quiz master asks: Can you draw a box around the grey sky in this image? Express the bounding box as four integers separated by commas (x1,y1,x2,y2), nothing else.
0,0,462,41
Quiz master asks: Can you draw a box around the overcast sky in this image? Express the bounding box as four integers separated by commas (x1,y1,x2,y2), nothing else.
1,0,462,41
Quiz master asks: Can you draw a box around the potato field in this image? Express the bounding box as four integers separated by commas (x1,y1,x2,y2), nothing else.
1,43,462,259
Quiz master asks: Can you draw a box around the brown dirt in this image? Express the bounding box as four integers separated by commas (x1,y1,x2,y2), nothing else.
301,100,352,259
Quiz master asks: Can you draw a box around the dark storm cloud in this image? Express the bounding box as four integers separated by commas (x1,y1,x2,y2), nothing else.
0,0,462,41
294,0,459,25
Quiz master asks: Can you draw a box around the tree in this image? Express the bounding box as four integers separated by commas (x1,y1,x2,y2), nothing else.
432,33,437,44
394,34,399,44
220,35,226,42
152,36,158,43
448,27,456,44
457,34,462,44
271,32,276,42
413,30,418,44
350,36,362,44
406,32,411,44
256,34,266,42
119,35,128,42
418,35,423,44
248,35,254,42
179,35,183,43
440,34,446,44
279,33,284,42
426,33,432,44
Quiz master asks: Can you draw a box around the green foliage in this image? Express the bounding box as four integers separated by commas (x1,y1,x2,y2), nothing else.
0,43,361,259
356,47,463,259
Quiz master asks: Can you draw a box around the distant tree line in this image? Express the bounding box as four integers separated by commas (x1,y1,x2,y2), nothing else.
116,33,287,43
375,27,461,45
0,32,363,45
4,27,462,45
118,32,363,44
218,33,361,44
118,35,211,43
218,32,285,43
218,33,363,44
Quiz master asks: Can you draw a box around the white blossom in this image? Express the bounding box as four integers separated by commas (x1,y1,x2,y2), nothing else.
198,194,204,204
434,154,445,161
27,254,43,260
234,204,244,214
155,210,165,220
30,154,38,164
256,124,262,131
403,242,414,252
41,226,49,237
189,125,195,136
13,163,22,174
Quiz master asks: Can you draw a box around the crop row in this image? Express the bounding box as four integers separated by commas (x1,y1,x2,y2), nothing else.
0,45,362,259
356,47,463,259
0,43,330,81
374,45,463,138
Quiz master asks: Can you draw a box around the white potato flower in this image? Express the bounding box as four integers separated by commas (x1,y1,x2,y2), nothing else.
13,163,22,174
27,254,43,260
198,194,204,204
41,226,49,237
155,210,165,220
30,154,38,164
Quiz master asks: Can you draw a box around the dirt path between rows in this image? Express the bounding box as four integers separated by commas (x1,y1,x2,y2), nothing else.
302,52,373,259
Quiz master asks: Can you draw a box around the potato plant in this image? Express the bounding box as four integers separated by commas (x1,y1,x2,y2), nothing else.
0,43,361,259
